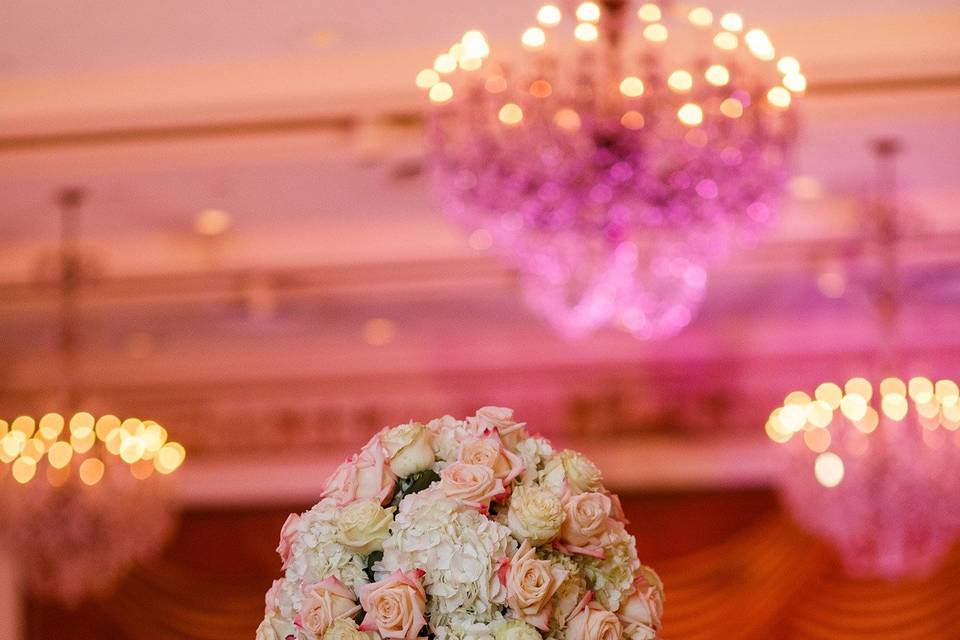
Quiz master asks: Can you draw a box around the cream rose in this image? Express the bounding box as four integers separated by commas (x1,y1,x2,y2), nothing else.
298,576,362,637
324,618,375,640
566,603,622,640
459,434,525,484
506,540,568,630
560,492,612,546
257,615,299,640
265,578,283,615
440,462,505,509
322,438,397,506
335,499,395,554
277,513,300,569
495,619,543,640
381,422,435,478
618,568,664,637
358,569,427,640
507,485,564,545
561,451,603,494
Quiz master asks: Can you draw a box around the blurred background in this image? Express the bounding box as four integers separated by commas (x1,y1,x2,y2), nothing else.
1,1,959,639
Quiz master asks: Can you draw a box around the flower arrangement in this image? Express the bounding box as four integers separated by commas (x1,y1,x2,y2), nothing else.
258,408,664,640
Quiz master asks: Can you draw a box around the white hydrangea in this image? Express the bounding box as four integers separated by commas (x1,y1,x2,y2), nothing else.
581,521,641,611
515,436,554,485
435,613,504,640
285,498,369,603
374,487,516,631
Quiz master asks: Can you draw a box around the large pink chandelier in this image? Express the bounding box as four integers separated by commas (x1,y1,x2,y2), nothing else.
765,141,960,579
417,1,801,338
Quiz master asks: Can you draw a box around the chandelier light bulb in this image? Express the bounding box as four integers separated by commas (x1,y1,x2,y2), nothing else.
783,72,807,93
667,70,693,92
814,452,845,488
713,31,738,50
429,82,454,103
767,86,792,108
521,26,547,49
637,3,662,22
688,7,713,27
719,97,744,118
498,103,524,125
677,103,703,126
575,2,601,23
643,23,668,42
574,22,599,42
745,28,775,60
619,76,645,97
537,4,562,27
433,53,457,74
704,64,730,86
719,12,744,32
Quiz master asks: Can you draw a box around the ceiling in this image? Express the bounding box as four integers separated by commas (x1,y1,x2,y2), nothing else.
0,1,958,468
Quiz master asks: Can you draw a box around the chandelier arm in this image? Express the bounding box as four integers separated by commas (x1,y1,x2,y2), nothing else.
55,187,86,411
871,139,903,372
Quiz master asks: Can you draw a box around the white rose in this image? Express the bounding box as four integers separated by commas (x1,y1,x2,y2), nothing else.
560,492,611,546
507,485,564,545
382,422,435,477
473,407,527,449
324,618,376,640
561,451,603,493
336,500,395,554
495,620,542,640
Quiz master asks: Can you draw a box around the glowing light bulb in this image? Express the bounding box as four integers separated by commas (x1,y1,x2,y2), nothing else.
714,32,738,50
815,382,843,410
845,377,873,401
529,79,552,98
705,64,730,86
619,76,644,97
668,70,693,92
70,411,95,437
576,2,601,22
882,393,909,421
855,407,880,434
498,103,524,125
840,394,868,422
485,76,507,93
804,428,831,453
433,53,457,74
785,390,812,406
637,3,662,22
720,12,743,32
156,443,186,474
620,110,645,130
719,98,743,118
908,376,934,400
677,103,703,126
95,414,121,441
780,404,807,433
643,23,668,42
777,56,800,75
574,22,599,42
537,4,562,27
12,457,37,484
71,430,95,454
12,416,35,438
767,86,791,109
553,108,582,131
48,441,73,469
806,400,833,428
814,452,844,487
745,29,775,60
429,82,454,103
522,27,547,49
880,377,907,398
935,379,959,401
79,458,105,485
688,7,713,27
783,72,807,93
38,413,65,439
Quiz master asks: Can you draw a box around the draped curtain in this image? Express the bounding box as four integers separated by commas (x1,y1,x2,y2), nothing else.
26,492,960,639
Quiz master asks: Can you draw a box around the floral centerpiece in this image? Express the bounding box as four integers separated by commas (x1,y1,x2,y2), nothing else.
258,408,664,640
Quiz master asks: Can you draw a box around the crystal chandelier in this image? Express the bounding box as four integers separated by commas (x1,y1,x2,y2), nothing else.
417,1,801,338
0,188,185,605
765,141,960,579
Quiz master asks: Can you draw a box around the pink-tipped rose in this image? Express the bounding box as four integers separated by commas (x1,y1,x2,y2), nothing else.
458,432,525,485
322,437,397,506
618,568,664,638
440,462,505,510
472,406,527,450
560,492,612,547
567,603,623,640
296,576,362,638
277,513,300,569
505,540,569,630
358,569,427,640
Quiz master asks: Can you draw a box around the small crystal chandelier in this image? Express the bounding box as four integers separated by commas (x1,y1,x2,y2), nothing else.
765,141,960,579
417,1,801,338
0,188,185,604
